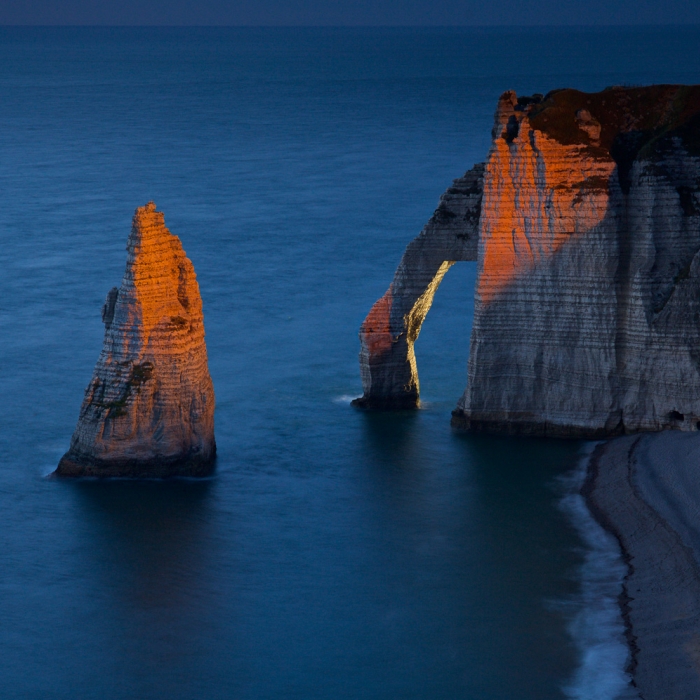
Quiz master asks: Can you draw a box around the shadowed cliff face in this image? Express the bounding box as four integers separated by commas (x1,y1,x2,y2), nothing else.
56,203,216,476
358,85,700,437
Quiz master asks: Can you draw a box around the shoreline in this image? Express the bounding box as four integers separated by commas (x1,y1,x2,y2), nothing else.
583,433,700,698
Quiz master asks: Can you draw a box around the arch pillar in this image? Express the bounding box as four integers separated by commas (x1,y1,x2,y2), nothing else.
353,163,484,409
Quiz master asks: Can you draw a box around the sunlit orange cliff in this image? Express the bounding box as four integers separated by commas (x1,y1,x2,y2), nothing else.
55,203,216,476
356,85,700,437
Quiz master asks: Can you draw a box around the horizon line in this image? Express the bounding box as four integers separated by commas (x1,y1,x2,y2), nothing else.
1,23,700,28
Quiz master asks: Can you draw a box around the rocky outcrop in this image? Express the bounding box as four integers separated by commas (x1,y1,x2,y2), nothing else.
353,163,484,408
56,203,216,477
358,85,700,437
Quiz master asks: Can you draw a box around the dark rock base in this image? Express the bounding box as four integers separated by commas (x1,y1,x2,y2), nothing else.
451,410,628,439
351,394,419,410
54,444,216,478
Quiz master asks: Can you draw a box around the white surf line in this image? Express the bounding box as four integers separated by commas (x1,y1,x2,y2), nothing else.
556,443,638,700
332,394,363,404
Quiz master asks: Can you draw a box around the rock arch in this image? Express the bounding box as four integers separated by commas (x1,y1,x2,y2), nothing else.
357,87,700,437
352,163,484,409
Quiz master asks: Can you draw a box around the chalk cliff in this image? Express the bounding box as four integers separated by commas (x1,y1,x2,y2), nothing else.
56,203,216,476
357,85,700,437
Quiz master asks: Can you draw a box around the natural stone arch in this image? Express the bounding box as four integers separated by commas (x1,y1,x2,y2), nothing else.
358,86,700,437
353,163,484,409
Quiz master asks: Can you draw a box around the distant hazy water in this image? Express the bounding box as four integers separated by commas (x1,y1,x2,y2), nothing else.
1,26,699,699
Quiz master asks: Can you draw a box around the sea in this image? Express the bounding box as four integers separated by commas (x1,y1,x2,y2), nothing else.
0,26,698,700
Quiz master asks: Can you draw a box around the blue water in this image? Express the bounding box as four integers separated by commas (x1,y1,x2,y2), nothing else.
1,26,699,699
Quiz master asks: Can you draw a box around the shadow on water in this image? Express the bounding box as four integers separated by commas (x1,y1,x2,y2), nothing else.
33,477,230,700
67,477,216,607
357,409,420,465
356,415,588,698
459,432,583,487
452,432,587,684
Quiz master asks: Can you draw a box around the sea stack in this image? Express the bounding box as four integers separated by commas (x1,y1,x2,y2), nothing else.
56,203,216,477
357,85,700,437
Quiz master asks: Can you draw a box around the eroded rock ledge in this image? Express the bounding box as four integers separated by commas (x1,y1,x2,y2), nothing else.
55,203,216,477
357,85,700,437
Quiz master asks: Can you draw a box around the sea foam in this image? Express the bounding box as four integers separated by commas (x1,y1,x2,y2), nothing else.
557,445,639,700
332,394,362,404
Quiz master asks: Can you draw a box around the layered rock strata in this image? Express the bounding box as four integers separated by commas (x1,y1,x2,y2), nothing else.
353,163,484,408
358,85,700,437
456,86,700,436
56,203,216,477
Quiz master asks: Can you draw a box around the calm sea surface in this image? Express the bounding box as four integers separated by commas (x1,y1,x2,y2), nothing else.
1,27,699,700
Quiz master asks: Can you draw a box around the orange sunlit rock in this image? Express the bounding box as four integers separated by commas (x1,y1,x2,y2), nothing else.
56,202,216,477
476,93,614,305
360,291,394,355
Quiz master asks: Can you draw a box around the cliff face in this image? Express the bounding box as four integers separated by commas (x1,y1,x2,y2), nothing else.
353,163,484,408
358,85,700,437
457,85,700,437
56,203,216,476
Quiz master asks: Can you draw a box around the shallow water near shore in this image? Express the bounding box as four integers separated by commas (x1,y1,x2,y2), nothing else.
555,447,637,700
1,26,699,699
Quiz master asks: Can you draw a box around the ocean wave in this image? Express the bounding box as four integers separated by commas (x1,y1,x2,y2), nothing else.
332,394,362,404
556,445,639,700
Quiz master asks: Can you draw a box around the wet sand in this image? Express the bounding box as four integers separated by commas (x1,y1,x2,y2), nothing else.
585,433,700,699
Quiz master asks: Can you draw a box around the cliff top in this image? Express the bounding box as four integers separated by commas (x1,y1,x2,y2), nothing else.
505,84,700,165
